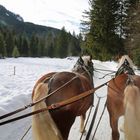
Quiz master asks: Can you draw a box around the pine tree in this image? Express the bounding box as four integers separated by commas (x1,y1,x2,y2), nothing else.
17,33,30,57
124,1,140,66
67,34,81,56
5,30,14,57
30,34,39,57
12,45,20,58
38,37,45,57
81,0,125,60
0,33,7,58
45,32,55,57
56,27,68,58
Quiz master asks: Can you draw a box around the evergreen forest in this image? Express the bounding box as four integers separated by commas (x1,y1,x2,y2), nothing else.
0,5,82,58
81,0,140,65
0,1,140,66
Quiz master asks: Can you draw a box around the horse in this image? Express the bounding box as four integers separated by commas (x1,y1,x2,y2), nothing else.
106,55,139,140
123,79,140,140
32,55,94,140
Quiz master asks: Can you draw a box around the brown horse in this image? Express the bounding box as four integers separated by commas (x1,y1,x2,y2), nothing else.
32,56,94,140
123,79,140,140
106,55,139,140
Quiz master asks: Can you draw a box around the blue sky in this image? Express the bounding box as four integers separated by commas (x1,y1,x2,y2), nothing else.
0,0,89,34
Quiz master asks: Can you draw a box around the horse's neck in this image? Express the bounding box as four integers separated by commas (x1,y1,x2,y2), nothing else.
83,72,93,86
32,83,63,140
72,68,93,86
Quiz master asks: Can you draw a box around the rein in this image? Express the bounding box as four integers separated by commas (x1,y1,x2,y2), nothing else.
0,78,113,126
94,68,116,73
85,97,101,140
91,99,107,140
0,74,79,120
94,68,116,79
82,65,93,82
0,58,94,124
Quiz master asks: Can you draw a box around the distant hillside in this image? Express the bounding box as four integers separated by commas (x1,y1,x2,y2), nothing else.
0,5,82,58
0,5,60,36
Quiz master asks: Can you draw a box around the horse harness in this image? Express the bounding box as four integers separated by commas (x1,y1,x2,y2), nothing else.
0,58,135,126
111,59,136,95
115,59,135,76
0,72,111,126
72,58,94,85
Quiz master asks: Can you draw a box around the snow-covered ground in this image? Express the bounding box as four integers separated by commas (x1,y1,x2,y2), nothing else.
0,57,138,140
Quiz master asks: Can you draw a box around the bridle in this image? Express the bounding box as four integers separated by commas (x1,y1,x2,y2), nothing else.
115,59,135,77
72,59,94,84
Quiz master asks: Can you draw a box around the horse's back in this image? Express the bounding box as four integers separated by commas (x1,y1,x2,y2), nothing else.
45,71,93,114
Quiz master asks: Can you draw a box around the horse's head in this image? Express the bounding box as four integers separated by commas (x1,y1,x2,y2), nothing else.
116,55,135,76
72,55,94,84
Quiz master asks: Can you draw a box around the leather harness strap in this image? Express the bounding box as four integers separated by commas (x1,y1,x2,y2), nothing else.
0,78,112,126
0,73,78,120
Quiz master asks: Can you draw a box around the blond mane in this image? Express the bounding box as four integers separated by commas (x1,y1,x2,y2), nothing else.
117,55,134,69
82,55,92,66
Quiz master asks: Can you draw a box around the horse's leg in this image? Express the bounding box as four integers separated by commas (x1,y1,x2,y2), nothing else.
110,115,119,140
80,114,86,133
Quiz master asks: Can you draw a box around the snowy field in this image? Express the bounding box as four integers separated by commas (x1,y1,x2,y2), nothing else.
0,57,139,140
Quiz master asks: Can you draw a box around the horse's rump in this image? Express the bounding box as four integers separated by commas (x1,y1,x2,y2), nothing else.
32,73,63,140
32,72,56,100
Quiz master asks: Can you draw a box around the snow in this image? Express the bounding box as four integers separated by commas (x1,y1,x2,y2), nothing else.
0,57,137,140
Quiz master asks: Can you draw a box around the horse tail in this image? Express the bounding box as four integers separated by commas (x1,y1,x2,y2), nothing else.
32,82,63,140
124,83,140,140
